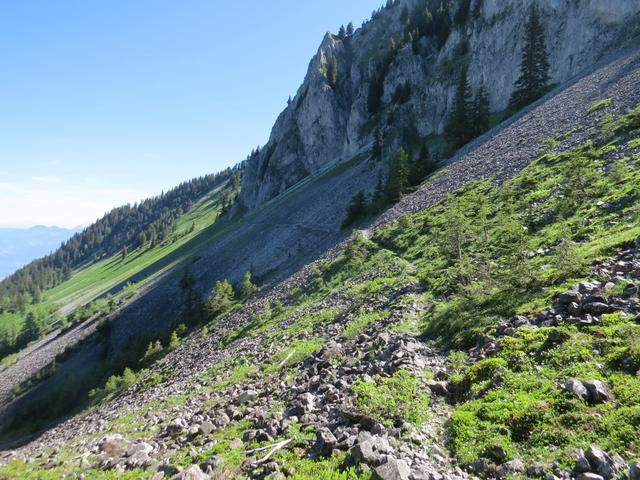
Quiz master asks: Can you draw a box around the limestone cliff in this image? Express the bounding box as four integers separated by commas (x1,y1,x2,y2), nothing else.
238,0,640,210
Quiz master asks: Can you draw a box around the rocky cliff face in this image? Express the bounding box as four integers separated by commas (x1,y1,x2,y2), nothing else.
238,0,640,210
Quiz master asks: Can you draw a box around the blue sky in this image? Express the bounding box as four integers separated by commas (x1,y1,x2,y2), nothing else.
0,0,380,228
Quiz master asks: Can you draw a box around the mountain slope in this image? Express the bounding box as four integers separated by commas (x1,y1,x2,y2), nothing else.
1,37,640,480
238,0,640,210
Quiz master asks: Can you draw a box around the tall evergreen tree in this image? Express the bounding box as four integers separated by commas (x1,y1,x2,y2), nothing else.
19,312,41,345
240,271,257,299
343,191,368,228
473,82,490,137
508,3,550,111
387,148,410,202
346,22,355,37
445,66,473,151
409,144,437,185
370,174,386,213
338,24,347,39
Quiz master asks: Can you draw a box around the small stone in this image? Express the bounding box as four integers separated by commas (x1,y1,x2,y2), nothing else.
314,427,337,457
556,291,582,307
584,381,612,403
582,303,610,315
577,474,604,480
372,458,410,480
564,379,589,401
488,444,508,461
426,380,449,396
497,459,525,478
198,421,215,435
172,465,209,480
234,390,258,405
575,449,591,473
229,438,243,449
585,445,610,477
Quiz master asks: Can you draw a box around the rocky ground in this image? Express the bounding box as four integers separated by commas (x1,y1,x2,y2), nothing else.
1,38,640,480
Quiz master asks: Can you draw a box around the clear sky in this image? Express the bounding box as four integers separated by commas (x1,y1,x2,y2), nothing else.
0,0,380,228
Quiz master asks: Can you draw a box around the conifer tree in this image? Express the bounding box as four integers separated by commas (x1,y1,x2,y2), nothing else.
409,144,437,185
338,24,347,39
370,174,386,213
508,3,550,111
445,66,473,151
343,191,368,228
473,82,490,137
240,271,257,299
346,22,355,37
19,312,41,345
387,148,410,202
206,280,235,318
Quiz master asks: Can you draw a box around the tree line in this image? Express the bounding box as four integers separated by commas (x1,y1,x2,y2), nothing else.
0,167,241,314
445,4,550,152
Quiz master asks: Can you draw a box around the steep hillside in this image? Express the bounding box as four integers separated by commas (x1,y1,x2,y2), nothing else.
238,0,640,209
2,38,640,480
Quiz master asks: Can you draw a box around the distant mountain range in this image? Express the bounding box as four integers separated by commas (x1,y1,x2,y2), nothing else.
0,226,81,279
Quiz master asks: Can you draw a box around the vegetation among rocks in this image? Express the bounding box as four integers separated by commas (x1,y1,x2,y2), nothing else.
2,98,638,479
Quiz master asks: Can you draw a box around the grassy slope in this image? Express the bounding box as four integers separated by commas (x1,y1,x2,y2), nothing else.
0,183,234,361
1,101,639,478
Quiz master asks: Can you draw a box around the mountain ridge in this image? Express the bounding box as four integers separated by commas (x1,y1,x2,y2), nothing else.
1,2,640,478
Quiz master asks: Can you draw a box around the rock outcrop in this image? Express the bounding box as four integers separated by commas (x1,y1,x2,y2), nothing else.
238,0,640,209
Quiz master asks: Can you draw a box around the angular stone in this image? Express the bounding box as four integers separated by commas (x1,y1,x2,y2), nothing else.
99,434,130,457
629,462,640,480
585,445,611,478
576,449,591,473
373,458,410,480
582,302,610,315
497,459,525,478
565,379,589,401
556,291,582,307
314,427,337,457
584,381,612,403
172,465,209,480
426,380,449,396
234,389,258,405
318,341,343,361
126,451,151,469
350,432,384,466
198,421,215,435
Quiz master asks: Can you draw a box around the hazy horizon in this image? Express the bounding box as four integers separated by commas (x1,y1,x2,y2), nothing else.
0,0,380,229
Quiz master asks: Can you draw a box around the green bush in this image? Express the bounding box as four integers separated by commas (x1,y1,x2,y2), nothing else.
352,369,429,427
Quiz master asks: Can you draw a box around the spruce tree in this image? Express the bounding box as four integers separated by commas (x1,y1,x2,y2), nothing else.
410,144,437,185
20,312,41,345
445,66,473,151
343,191,368,228
346,22,355,37
473,82,490,137
370,174,386,213
338,25,347,39
240,271,257,299
508,3,550,111
387,148,410,202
